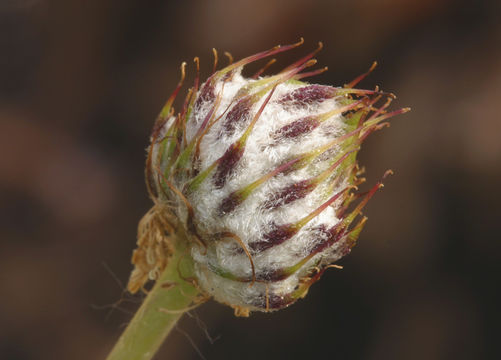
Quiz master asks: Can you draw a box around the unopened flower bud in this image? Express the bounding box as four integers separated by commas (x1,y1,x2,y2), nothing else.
128,39,409,316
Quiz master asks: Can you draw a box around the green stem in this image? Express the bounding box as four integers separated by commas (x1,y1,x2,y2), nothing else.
106,234,201,360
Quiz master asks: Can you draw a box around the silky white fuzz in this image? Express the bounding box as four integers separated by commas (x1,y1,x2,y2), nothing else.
129,41,408,315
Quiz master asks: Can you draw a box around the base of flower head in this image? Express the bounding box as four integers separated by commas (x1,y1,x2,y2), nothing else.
127,205,176,294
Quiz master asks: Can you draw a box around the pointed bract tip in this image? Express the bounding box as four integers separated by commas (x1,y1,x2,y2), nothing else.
383,169,394,178
224,51,234,65
212,48,218,72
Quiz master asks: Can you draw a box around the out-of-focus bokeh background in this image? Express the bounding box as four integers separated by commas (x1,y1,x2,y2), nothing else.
1,1,500,359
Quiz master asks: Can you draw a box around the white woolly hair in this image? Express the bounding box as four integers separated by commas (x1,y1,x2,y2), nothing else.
155,69,350,311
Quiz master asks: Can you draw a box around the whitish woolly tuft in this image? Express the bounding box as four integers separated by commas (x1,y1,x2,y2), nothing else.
129,41,408,315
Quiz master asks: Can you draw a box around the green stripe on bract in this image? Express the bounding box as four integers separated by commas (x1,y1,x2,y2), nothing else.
158,124,179,179
346,217,367,247
174,142,195,171
185,161,218,193
207,262,241,282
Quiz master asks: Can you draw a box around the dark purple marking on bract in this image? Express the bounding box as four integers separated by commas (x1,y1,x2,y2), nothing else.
266,292,293,309
219,192,243,215
194,81,216,110
307,224,344,254
250,223,297,252
255,225,342,282
263,180,315,210
273,116,320,141
213,144,244,189
222,97,252,135
279,85,335,107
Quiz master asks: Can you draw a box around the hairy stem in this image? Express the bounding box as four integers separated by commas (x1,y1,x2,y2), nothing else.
106,232,201,360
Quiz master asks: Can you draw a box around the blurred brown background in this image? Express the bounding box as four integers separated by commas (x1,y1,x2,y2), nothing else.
1,0,500,359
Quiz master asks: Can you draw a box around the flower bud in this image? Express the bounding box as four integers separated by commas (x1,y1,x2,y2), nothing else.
128,40,409,316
